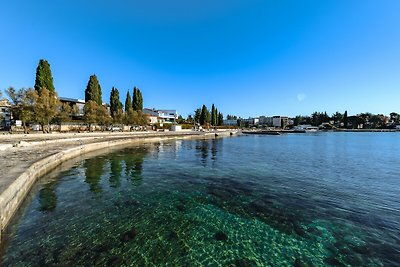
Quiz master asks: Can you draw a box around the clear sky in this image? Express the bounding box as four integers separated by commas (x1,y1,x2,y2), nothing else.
1,0,399,118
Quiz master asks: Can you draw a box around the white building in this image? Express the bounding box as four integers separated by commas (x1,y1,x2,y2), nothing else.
143,108,178,124
0,99,12,129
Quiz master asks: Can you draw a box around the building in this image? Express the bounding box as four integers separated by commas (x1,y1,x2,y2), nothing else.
259,116,273,126
0,99,12,129
223,119,238,126
59,97,85,118
143,108,178,124
272,116,289,128
243,117,259,126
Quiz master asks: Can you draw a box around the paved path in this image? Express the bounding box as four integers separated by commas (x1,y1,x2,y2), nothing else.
0,131,202,195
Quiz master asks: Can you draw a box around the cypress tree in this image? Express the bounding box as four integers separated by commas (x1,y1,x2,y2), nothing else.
125,90,132,113
133,87,143,111
200,105,209,126
132,87,139,111
218,112,224,126
194,108,201,123
137,89,143,111
343,110,348,128
85,74,102,105
110,87,122,119
215,108,218,126
34,59,55,94
211,104,216,126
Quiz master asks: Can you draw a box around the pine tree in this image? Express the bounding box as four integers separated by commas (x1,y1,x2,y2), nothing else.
34,59,55,94
85,74,102,105
110,87,122,119
125,90,132,113
343,110,348,128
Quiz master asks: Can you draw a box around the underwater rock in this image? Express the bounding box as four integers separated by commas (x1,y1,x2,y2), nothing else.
228,258,256,267
324,256,344,266
214,231,228,241
94,243,112,254
120,227,137,242
107,255,123,266
176,204,186,212
293,223,306,237
167,231,178,240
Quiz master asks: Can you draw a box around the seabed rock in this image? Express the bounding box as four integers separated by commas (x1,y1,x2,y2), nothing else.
214,231,228,241
120,227,137,242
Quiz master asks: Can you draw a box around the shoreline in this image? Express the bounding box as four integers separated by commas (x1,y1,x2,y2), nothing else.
0,130,237,241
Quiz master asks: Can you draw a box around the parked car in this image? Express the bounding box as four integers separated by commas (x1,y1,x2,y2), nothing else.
107,126,122,132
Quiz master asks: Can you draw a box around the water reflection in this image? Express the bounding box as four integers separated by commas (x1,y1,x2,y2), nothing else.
84,157,105,194
109,157,122,188
123,147,149,186
38,182,57,212
195,138,222,165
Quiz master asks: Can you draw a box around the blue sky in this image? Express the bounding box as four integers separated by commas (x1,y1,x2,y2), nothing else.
1,0,399,118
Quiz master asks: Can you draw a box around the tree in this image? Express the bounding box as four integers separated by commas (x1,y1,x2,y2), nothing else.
194,108,201,123
199,105,210,126
85,74,102,105
84,100,99,131
125,90,132,113
390,112,399,123
186,115,193,124
34,59,55,94
177,115,184,124
332,112,343,125
218,112,224,126
57,102,72,123
211,104,216,126
132,87,143,111
34,88,60,133
6,87,37,133
110,87,123,120
343,110,348,128
97,105,112,130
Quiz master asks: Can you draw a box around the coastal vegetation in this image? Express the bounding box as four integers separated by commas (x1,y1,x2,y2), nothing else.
193,104,223,127
1,59,150,132
0,59,399,132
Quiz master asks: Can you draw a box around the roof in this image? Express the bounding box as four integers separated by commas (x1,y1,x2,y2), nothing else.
59,97,85,104
0,99,11,107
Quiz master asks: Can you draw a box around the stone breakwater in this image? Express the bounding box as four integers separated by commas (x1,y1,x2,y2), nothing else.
0,131,223,241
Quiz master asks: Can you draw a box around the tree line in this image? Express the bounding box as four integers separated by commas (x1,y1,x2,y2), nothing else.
294,110,399,129
192,104,224,126
2,59,147,133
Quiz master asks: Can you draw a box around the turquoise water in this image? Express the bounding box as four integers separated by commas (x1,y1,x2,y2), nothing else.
1,133,400,266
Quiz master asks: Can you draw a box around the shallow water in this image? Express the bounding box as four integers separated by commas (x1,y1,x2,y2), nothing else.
1,133,400,266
